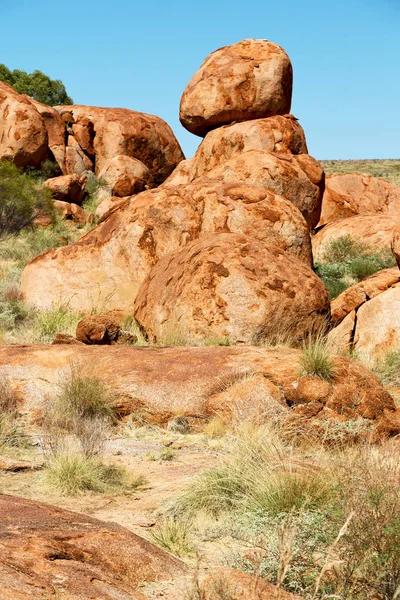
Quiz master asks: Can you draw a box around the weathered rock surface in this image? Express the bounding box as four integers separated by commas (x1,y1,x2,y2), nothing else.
134,233,329,344
98,154,153,197
162,157,194,186
28,98,67,173
318,173,400,227
189,115,307,180
0,81,48,167
0,494,186,599
76,315,121,344
54,200,91,224
43,173,87,205
0,345,397,434
180,39,293,136
95,195,128,222
391,224,400,268
21,182,313,311
56,105,184,184
197,150,324,229
200,569,302,599
313,215,400,261
330,267,400,325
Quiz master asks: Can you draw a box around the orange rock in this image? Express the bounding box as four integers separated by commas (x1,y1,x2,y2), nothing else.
198,150,324,229
0,345,396,434
134,233,329,344
327,310,356,354
391,224,400,269
98,155,153,197
21,182,313,312
313,215,400,262
162,157,194,186
180,39,293,136
76,315,120,344
65,134,94,173
0,494,187,599
28,97,67,173
0,81,48,167
318,173,400,227
43,173,87,205
54,200,91,224
200,569,302,599
55,105,184,185
189,115,308,179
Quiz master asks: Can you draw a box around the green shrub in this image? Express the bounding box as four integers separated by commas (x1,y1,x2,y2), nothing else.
0,160,54,239
314,235,396,300
0,64,73,105
33,306,82,343
373,350,400,387
299,334,336,381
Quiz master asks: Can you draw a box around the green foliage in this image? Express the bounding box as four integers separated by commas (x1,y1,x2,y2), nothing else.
0,64,72,105
299,334,336,381
314,235,396,299
150,518,195,557
33,307,82,343
0,160,54,239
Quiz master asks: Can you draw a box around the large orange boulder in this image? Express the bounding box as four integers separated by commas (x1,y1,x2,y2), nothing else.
188,115,308,180
21,182,313,311
318,173,400,227
0,494,186,599
55,105,184,184
197,150,324,229
312,215,400,261
98,154,153,196
0,81,48,167
42,173,87,205
180,39,293,136
134,233,329,344
200,569,302,599
28,98,67,173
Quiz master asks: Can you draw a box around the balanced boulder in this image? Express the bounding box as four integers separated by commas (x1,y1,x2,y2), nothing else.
180,39,293,136
43,173,87,205
98,154,153,197
134,233,329,345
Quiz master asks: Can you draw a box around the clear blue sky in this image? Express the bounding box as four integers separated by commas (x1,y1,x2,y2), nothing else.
2,0,399,160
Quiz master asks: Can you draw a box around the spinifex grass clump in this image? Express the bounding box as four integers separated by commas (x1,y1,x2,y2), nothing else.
150,517,195,557
299,333,336,381
0,378,28,449
314,235,396,299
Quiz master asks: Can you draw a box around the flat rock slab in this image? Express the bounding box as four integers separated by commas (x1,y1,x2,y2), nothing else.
0,494,187,599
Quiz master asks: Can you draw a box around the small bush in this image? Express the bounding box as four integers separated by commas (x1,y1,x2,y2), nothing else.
0,379,27,448
0,160,54,238
315,235,396,300
203,416,229,439
373,350,400,388
150,518,195,557
33,306,82,343
299,334,336,381
47,365,116,431
43,449,137,496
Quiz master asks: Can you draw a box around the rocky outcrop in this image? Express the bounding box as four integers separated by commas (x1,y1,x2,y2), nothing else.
98,155,153,197
28,98,67,173
0,81,49,167
21,182,313,311
328,268,400,358
318,173,400,227
180,39,293,136
56,105,184,184
0,494,187,599
54,200,91,224
43,173,87,205
0,345,397,435
134,233,329,345
200,569,302,600
312,215,400,261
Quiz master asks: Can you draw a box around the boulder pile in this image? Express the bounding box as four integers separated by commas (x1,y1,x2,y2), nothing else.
21,39,330,344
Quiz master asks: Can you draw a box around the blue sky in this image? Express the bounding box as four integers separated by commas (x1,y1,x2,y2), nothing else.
2,0,399,160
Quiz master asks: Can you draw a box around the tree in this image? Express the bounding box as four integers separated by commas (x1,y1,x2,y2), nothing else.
0,64,73,106
0,160,54,238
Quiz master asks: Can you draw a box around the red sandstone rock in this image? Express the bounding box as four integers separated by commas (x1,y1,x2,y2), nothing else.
76,315,121,344
180,39,293,136
0,81,48,167
21,182,313,312
43,173,87,204
0,494,187,599
28,98,67,173
98,154,153,197
0,345,396,434
318,173,400,227
55,105,184,184
134,233,329,345
391,224,400,269
189,115,308,180
198,150,324,229
54,200,91,224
